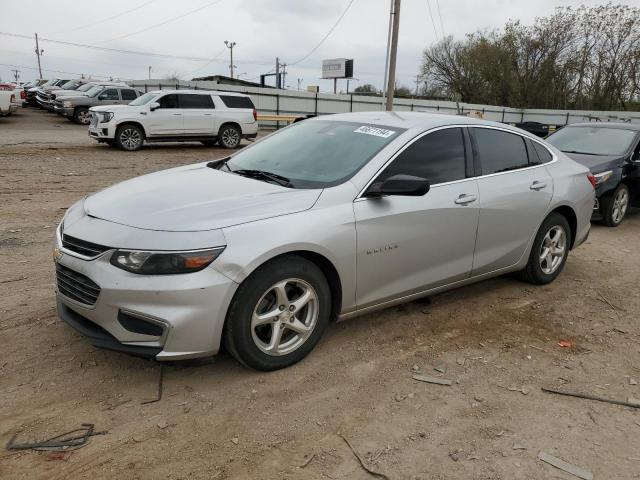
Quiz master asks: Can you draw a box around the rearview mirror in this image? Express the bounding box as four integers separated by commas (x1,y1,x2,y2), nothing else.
365,174,430,197
149,102,160,111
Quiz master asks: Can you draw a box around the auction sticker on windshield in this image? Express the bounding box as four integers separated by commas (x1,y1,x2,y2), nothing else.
354,126,397,138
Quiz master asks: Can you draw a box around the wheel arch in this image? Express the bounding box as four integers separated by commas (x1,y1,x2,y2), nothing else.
549,205,577,249
218,121,242,136
116,121,147,138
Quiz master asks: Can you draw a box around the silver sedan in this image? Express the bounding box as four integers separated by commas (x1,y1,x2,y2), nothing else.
54,112,595,370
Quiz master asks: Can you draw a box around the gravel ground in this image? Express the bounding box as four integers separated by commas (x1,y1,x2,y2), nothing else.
1,108,640,480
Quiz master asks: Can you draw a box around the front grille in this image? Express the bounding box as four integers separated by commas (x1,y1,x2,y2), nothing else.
89,113,98,127
56,263,101,306
62,234,110,258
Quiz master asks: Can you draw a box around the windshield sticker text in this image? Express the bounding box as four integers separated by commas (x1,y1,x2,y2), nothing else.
354,126,396,138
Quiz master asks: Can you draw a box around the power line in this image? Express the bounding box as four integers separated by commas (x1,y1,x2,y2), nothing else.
0,62,115,80
52,0,157,34
425,0,442,42
288,0,357,66
434,0,446,39
101,0,226,43
182,47,227,77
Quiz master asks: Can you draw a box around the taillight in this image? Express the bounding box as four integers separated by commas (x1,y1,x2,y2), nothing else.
20,90,25,99
587,173,596,189
252,108,257,122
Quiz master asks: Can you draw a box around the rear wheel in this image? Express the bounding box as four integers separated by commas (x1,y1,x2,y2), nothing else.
218,124,241,149
600,184,629,227
115,124,144,151
518,212,571,285
73,107,90,125
224,256,331,371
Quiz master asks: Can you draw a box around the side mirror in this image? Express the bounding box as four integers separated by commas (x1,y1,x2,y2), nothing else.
97,94,106,100
149,102,160,111
365,174,430,197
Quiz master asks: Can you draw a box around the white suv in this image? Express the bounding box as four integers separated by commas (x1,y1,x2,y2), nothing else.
88,90,258,150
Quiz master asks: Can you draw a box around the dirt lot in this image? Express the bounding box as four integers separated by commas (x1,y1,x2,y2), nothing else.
1,108,639,480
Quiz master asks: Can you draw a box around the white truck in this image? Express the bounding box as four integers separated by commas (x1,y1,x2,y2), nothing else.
0,91,18,116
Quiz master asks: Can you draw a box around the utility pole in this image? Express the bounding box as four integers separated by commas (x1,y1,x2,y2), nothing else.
414,73,421,97
11,69,20,83
385,0,401,111
224,40,236,79
381,0,394,109
148,66,152,79
280,63,287,89
275,57,280,88
34,33,43,79
297,78,303,91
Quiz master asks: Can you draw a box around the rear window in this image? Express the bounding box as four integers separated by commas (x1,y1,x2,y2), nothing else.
473,128,529,174
179,94,214,109
219,95,254,109
121,89,138,100
530,141,553,165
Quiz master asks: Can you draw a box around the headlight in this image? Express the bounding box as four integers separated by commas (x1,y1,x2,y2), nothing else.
110,247,225,275
63,101,73,107
99,112,114,123
592,170,613,185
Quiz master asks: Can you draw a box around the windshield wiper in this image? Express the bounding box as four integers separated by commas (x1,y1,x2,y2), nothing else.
232,169,294,188
562,150,605,156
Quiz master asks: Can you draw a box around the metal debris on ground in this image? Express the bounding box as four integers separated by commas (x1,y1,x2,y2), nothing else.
141,365,164,405
298,453,315,468
412,374,453,386
507,386,530,395
6,424,106,452
542,386,640,409
537,451,593,480
339,434,389,480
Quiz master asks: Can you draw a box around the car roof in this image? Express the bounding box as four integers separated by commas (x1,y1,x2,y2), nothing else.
146,89,249,97
562,122,640,131
311,111,530,134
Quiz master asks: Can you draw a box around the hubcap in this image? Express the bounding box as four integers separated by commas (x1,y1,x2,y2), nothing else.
78,110,90,124
251,278,318,356
539,225,566,275
612,189,628,224
120,128,141,150
221,128,240,147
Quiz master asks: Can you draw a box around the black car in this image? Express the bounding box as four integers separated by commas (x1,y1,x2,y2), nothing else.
546,122,640,226
515,121,550,138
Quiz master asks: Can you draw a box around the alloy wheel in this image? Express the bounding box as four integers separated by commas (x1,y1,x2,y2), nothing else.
120,128,142,150
221,127,240,148
251,278,319,356
539,225,566,275
612,188,629,224
77,110,90,125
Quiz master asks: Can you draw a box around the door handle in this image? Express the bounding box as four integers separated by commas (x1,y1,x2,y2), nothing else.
204,113,212,116
172,113,182,116
140,112,147,115
530,180,547,190
454,194,477,205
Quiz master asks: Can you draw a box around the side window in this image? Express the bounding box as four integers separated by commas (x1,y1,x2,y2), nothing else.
179,94,214,109
473,128,529,174
219,95,255,109
100,89,119,101
121,89,138,101
376,128,467,185
158,94,179,109
530,141,553,165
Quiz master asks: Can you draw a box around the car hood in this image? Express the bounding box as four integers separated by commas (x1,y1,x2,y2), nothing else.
90,104,132,112
562,152,624,172
83,163,322,232
55,90,88,97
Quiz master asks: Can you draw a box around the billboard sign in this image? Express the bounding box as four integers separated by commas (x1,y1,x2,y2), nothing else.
322,58,354,79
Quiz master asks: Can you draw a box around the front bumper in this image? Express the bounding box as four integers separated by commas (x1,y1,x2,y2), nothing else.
54,105,74,117
55,247,238,361
88,123,113,139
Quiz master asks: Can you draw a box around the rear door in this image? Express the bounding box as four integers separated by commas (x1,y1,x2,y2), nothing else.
179,93,216,135
147,93,183,136
354,127,480,308
470,127,553,276
96,88,120,105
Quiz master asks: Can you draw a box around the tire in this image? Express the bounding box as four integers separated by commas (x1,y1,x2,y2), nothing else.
218,124,241,149
201,140,218,147
224,256,331,371
518,212,571,285
73,107,90,125
115,124,144,151
600,184,629,227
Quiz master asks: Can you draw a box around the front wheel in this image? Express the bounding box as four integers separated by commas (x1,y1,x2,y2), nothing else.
517,212,571,285
223,256,331,371
218,124,241,149
600,184,629,227
73,107,90,125
115,124,144,151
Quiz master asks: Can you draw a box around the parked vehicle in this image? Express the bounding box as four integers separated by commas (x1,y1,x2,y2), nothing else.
55,112,594,370
26,78,70,107
0,90,18,116
35,78,106,111
55,85,141,124
88,90,258,150
515,121,550,137
546,122,640,227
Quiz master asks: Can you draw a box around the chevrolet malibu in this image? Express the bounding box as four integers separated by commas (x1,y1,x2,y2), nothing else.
54,112,595,371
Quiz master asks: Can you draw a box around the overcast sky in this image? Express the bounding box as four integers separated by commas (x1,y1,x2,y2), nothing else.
0,0,635,92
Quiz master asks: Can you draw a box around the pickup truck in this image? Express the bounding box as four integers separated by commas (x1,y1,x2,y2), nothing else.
0,91,18,116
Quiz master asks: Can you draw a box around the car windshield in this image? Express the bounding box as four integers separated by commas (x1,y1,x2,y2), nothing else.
77,83,95,92
86,86,104,97
61,81,79,90
547,126,637,156
128,92,157,106
225,120,405,188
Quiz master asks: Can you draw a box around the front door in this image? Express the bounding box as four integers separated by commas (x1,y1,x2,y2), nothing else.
147,93,183,136
354,127,480,308
470,127,553,275
179,93,216,135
